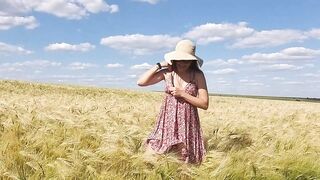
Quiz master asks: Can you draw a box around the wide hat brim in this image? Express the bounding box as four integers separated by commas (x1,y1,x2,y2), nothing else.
164,51,204,68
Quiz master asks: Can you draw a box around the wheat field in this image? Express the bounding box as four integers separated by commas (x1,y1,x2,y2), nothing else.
0,80,320,179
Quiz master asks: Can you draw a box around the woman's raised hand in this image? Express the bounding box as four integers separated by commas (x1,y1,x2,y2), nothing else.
160,61,172,71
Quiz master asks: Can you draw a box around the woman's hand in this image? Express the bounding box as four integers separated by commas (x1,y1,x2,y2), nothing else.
168,87,185,97
160,61,172,71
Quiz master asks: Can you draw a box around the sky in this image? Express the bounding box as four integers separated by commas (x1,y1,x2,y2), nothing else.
0,0,320,98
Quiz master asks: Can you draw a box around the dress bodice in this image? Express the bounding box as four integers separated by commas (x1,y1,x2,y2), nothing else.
164,71,198,97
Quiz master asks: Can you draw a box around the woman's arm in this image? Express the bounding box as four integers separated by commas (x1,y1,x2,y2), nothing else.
137,61,169,86
169,71,209,110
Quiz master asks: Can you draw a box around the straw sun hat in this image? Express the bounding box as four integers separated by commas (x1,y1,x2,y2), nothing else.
164,39,203,68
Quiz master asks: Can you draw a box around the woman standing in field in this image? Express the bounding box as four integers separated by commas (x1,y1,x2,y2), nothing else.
137,39,209,164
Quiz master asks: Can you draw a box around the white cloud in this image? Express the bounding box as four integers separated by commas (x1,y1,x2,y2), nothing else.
207,68,238,75
239,79,249,82
232,29,307,48
281,47,320,57
244,82,264,86
283,81,304,85
130,63,152,70
0,1,31,15
242,47,320,63
184,22,254,45
30,0,87,20
106,63,124,68
68,62,97,70
45,74,127,84
101,34,181,55
0,42,33,54
183,23,320,48
128,74,137,78
0,60,61,72
216,80,227,83
238,79,264,86
307,29,320,39
0,66,22,73
45,42,95,52
254,74,267,78
272,77,285,80
78,0,119,13
16,60,61,67
134,0,160,5
51,74,112,79
31,0,118,19
205,58,243,66
261,64,303,71
302,73,320,78
0,0,119,21
0,16,38,30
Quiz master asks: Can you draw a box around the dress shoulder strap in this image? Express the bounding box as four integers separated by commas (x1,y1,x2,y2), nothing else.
164,71,174,87
171,72,175,87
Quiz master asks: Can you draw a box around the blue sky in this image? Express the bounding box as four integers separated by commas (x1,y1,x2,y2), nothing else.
0,0,320,98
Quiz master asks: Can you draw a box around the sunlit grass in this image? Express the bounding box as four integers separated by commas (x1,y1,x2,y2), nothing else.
1,80,320,179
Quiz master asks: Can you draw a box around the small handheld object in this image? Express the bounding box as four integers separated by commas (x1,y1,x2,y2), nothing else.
156,62,162,70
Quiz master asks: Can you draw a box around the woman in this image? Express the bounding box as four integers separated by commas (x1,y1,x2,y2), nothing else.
137,39,208,164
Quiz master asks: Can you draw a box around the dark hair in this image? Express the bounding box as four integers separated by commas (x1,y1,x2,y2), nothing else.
172,60,201,72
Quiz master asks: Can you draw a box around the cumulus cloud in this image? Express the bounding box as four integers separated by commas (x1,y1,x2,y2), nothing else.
307,29,320,39
50,74,113,79
30,1,87,19
134,0,160,5
184,22,254,45
206,68,238,75
244,82,264,86
0,1,30,16
272,77,285,80
101,34,181,55
183,22,320,48
30,0,118,19
0,16,38,30
302,73,320,78
231,29,307,48
99,23,320,56
128,74,137,78
239,79,249,83
78,0,119,13
242,47,320,63
0,60,61,72
260,64,303,71
205,58,243,66
0,42,33,55
68,62,97,70
43,74,127,85
45,42,95,52
0,0,118,23
283,81,304,85
106,63,124,68
130,62,152,70
238,79,265,86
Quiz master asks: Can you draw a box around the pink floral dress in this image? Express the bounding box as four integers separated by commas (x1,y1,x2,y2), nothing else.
145,71,206,164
